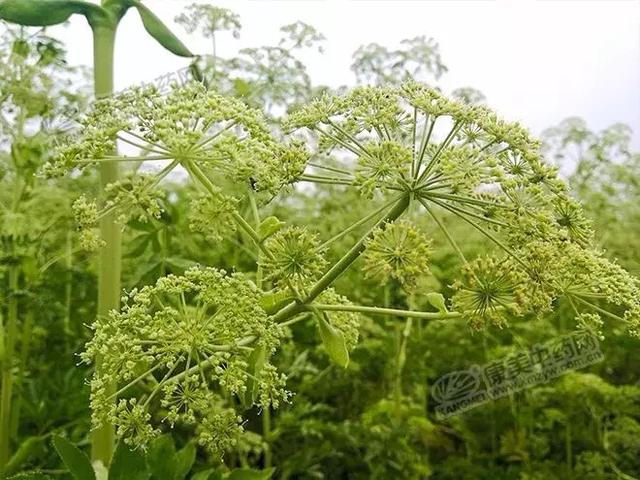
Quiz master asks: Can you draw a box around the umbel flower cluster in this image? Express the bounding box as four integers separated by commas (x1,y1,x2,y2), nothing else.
59,80,640,454
83,267,288,454
48,82,308,243
284,81,640,333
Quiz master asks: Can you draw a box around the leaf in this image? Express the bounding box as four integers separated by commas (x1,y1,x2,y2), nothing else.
190,471,214,480
131,2,192,57
174,442,196,480
225,469,275,480
426,292,448,313
125,234,151,258
258,216,285,241
5,436,46,475
128,219,157,232
241,344,267,407
147,435,176,480
0,0,109,27
316,313,349,368
7,473,52,480
51,435,95,480
165,257,197,274
191,471,222,480
109,443,150,480
259,290,294,315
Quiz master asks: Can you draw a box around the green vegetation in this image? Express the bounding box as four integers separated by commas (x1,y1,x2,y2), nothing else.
0,2,638,479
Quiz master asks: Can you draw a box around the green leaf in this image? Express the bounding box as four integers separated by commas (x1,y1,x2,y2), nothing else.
5,435,46,476
130,2,192,57
109,443,150,480
0,0,109,27
241,344,267,407
174,442,196,480
425,292,448,313
258,216,285,241
191,471,222,480
125,234,151,258
128,219,157,232
147,435,176,480
190,471,213,480
7,473,51,480
225,469,275,480
316,313,349,368
165,256,197,273
259,290,295,315
51,435,95,480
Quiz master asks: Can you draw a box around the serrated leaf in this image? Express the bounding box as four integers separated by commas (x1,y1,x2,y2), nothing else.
125,234,151,258
225,468,275,480
147,435,176,480
0,0,109,27
316,313,349,368
426,292,448,313
174,442,196,480
51,436,95,480
258,216,285,241
109,443,150,480
131,2,192,57
165,257,197,273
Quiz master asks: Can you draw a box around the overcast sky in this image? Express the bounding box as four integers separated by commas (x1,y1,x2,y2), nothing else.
49,0,640,148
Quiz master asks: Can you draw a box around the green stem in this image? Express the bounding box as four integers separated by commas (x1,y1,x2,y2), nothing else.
0,261,19,472
64,230,73,338
418,198,467,264
262,407,272,468
91,23,120,467
318,195,402,251
308,303,460,320
566,420,573,478
10,309,33,440
270,194,410,323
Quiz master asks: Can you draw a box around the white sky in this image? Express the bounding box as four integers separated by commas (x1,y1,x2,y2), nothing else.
49,0,640,148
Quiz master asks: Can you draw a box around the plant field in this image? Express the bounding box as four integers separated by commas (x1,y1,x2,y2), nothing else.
0,1,638,479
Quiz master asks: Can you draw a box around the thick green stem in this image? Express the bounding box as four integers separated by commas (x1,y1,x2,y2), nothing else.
64,230,73,339
271,195,410,323
0,263,18,473
566,420,573,478
91,24,120,467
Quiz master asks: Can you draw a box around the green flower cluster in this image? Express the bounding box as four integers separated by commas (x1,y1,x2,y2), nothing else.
260,226,327,289
188,188,239,243
363,220,432,290
72,195,103,251
451,256,522,330
104,174,165,225
284,81,640,335
82,267,288,453
48,83,309,196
